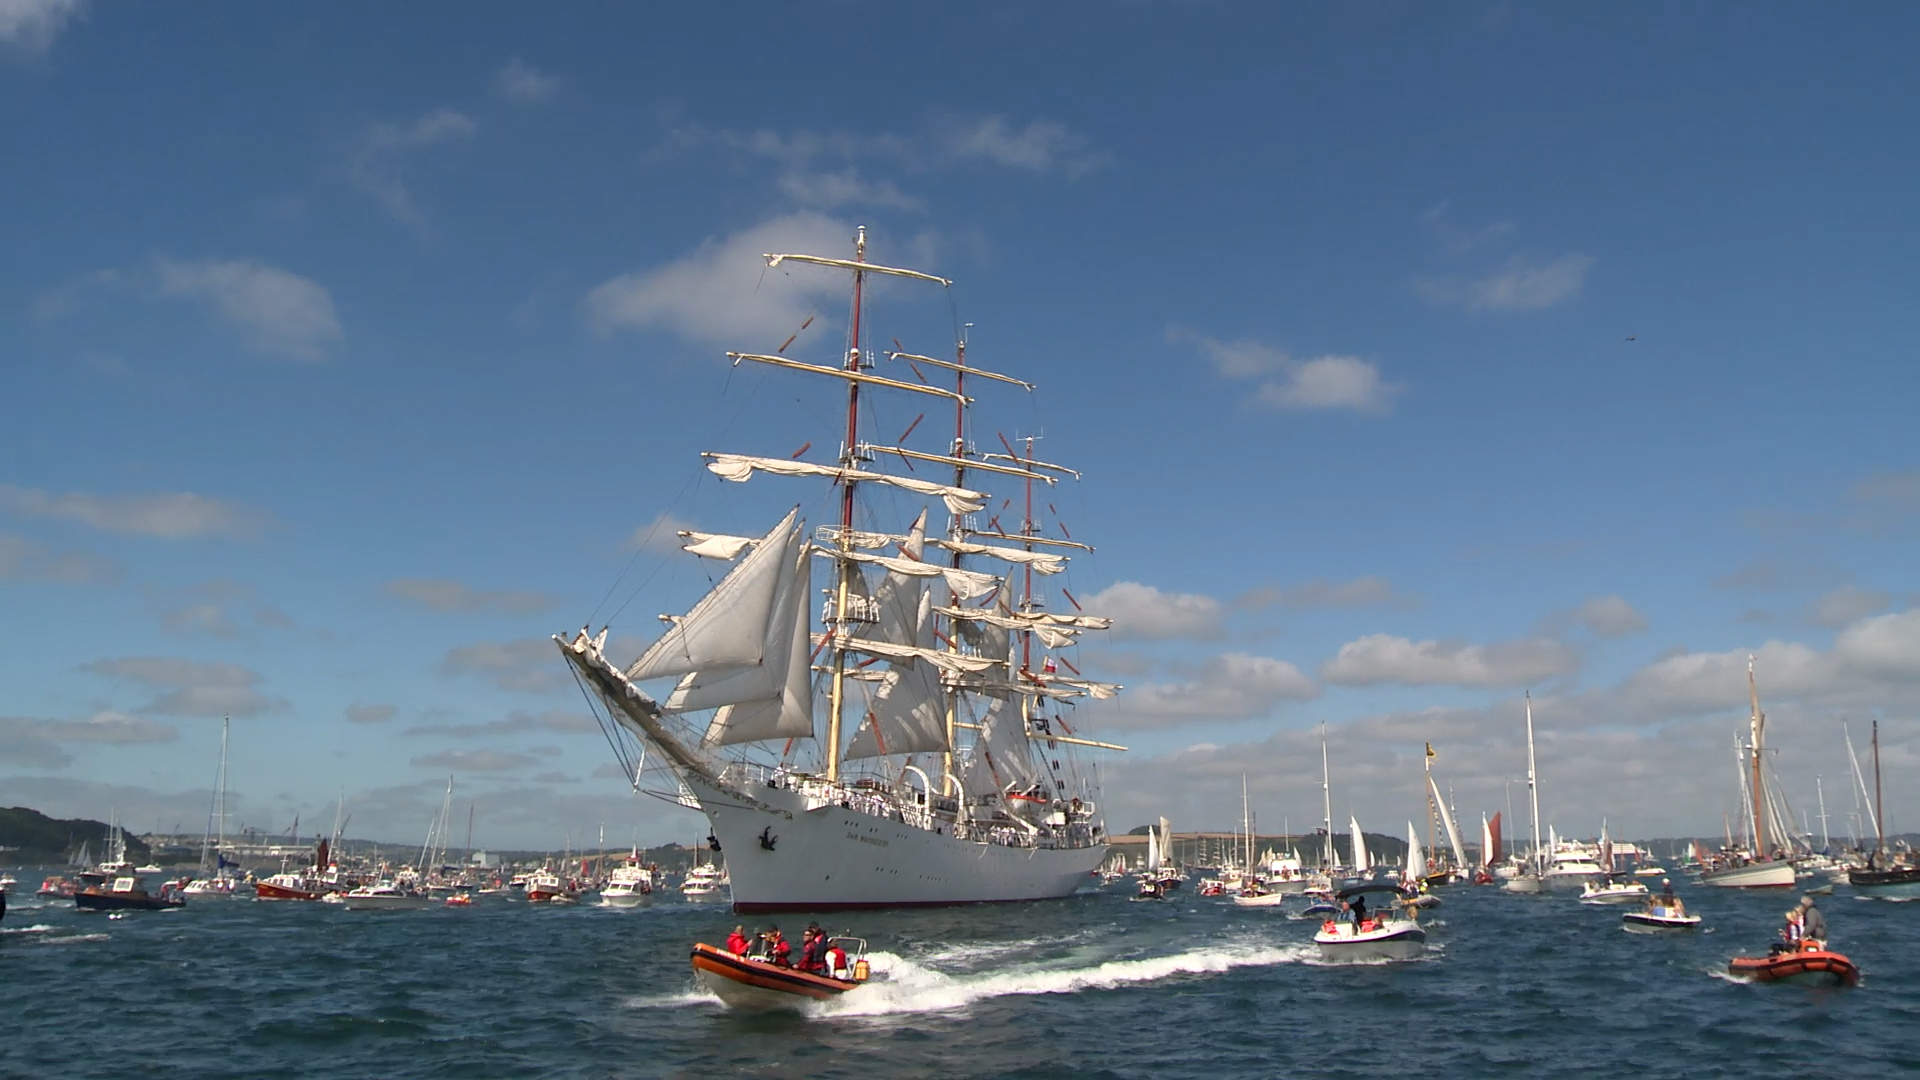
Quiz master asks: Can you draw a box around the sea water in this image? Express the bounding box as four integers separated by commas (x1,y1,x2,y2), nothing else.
3,874,1914,1078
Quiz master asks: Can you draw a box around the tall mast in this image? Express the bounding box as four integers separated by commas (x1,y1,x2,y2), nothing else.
824,226,869,783
1320,723,1334,869
942,329,970,797
1524,692,1542,874
1816,776,1829,852
1424,742,1436,868
1747,656,1767,860
1873,718,1885,856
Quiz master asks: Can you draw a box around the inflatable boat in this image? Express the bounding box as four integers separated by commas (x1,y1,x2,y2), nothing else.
690,939,872,1011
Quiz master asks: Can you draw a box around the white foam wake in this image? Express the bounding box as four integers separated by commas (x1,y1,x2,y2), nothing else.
816,942,1312,1017
622,990,719,1010
0,923,57,935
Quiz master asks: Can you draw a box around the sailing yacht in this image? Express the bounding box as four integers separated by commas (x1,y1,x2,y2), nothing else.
184,718,250,898
556,229,1124,912
1503,694,1547,895
1700,659,1795,889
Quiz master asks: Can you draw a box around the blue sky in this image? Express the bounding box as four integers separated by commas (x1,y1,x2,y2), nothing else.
4,2,1917,851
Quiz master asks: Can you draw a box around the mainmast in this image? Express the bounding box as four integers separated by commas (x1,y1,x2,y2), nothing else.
1524,692,1542,874
1872,718,1885,856
1320,723,1334,869
824,226,870,784
1747,656,1767,860
1423,741,1436,868
943,328,970,797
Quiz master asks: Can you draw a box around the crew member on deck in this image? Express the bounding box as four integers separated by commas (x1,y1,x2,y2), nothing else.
1348,893,1368,929
1797,895,1827,949
767,926,792,967
727,925,749,956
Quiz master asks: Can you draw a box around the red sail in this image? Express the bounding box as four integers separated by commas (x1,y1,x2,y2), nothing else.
1486,812,1503,869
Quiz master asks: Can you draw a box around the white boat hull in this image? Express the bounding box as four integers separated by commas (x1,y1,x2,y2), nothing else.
339,893,435,911
1622,910,1701,932
1313,922,1427,963
599,889,652,908
690,774,1106,912
1699,861,1795,889
1502,874,1545,894
1231,891,1287,907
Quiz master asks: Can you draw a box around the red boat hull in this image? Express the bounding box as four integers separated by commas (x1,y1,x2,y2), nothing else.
1728,949,1859,987
253,880,326,901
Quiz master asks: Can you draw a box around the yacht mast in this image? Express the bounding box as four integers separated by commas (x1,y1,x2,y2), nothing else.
1524,692,1542,874
1816,776,1829,851
1320,722,1334,869
824,227,870,783
1872,719,1885,856
1747,656,1767,860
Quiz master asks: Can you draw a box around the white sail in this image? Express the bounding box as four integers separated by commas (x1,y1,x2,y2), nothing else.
846,543,950,760
1160,816,1174,870
927,539,1066,574
1406,821,1427,882
829,548,1001,601
1481,813,1495,869
665,525,808,714
699,536,815,746
1429,773,1467,871
704,452,989,515
1146,823,1161,872
961,699,1039,797
1350,816,1370,872
856,509,929,648
626,509,800,681
678,531,757,560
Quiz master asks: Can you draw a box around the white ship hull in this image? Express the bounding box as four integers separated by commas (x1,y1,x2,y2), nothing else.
690,775,1105,912
1699,860,1796,889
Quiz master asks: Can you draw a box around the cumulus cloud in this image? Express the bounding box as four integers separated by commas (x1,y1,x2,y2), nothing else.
1170,328,1402,414
0,0,81,54
408,748,546,772
1320,633,1580,688
1418,254,1594,311
349,107,477,224
405,708,597,738
1808,585,1889,628
147,579,293,638
440,638,566,693
81,656,274,717
938,115,1107,177
0,484,263,539
154,256,342,360
386,578,556,616
776,169,923,211
493,58,557,102
344,703,397,724
628,511,697,553
1100,653,1319,731
1622,610,1920,715
0,531,117,582
1238,576,1408,610
584,212,857,347
1082,581,1224,641
1557,595,1648,639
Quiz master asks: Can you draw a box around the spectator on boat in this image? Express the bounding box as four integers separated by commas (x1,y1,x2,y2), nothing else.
767,926,792,967
798,926,828,974
1348,893,1367,929
1659,878,1676,906
1798,895,1826,948
726,925,749,956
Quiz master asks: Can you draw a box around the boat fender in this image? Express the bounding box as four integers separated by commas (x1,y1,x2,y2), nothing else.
853,959,870,982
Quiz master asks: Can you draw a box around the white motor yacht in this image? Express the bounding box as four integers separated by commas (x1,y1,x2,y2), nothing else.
335,881,435,911
681,863,727,902
1313,881,1426,963
600,864,656,908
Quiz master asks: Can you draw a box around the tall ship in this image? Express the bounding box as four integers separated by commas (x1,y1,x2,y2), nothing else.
557,228,1125,912
1700,658,1796,889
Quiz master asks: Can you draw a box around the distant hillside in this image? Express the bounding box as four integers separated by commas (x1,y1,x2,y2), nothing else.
0,806,151,865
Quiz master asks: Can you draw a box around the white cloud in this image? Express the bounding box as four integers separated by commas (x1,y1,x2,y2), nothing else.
1419,254,1594,312
1102,653,1320,731
349,107,477,224
154,257,342,360
1566,595,1648,638
1083,581,1223,641
1320,633,1580,687
777,169,923,211
493,58,557,103
0,711,177,752
344,703,397,724
1622,611,1920,715
386,578,556,616
1238,576,1408,610
1809,585,1889,628
0,0,80,54
146,579,293,639
81,656,274,717
0,485,262,539
584,212,856,347
628,511,697,553
409,748,545,772
440,638,566,693
939,116,1107,177
0,531,117,582
1171,329,1402,414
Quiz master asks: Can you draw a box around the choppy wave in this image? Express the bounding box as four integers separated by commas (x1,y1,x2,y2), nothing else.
816,942,1313,1017
1,923,57,935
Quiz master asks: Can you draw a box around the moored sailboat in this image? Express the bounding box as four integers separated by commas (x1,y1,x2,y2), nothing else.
1700,659,1795,889
555,229,1125,912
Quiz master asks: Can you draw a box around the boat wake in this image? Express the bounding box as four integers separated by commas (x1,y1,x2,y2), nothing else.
623,990,721,1010
815,942,1313,1017
0,923,57,935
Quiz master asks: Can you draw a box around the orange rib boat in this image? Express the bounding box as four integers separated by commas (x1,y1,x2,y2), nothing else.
1728,946,1860,987
690,942,870,1011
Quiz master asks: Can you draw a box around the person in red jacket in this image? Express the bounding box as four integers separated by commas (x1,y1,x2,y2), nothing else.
726,925,749,956
767,926,792,967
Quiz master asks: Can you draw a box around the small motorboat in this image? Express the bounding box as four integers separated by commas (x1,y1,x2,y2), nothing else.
1301,900,1338,917
1634,866,1667,877
1133,879,1168,902
1622,902,1701,932
1313,881,1426,963
1232,887,1286,908
75,876,186,913
690,939,873,1011
1580,880,1651,905
1728,944,1859,987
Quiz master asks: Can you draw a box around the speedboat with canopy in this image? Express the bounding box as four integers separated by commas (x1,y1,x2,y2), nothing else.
1313,875,1426,963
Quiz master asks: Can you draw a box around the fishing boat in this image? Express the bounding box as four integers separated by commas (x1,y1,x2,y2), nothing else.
1727,944,1859,987
1313,878,1426,963
254,838,335,901
1700,659,1796,890
1503,694,1548,894
75,875,185,912
554,229,1125,912
690,937,873,1011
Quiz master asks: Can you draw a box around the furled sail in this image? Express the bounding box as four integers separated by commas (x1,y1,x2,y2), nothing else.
678,531,756,560
927,539,1066,574
827,548,1000,601
625,509,800,682
703,452,989,515
1350,816,1370,872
